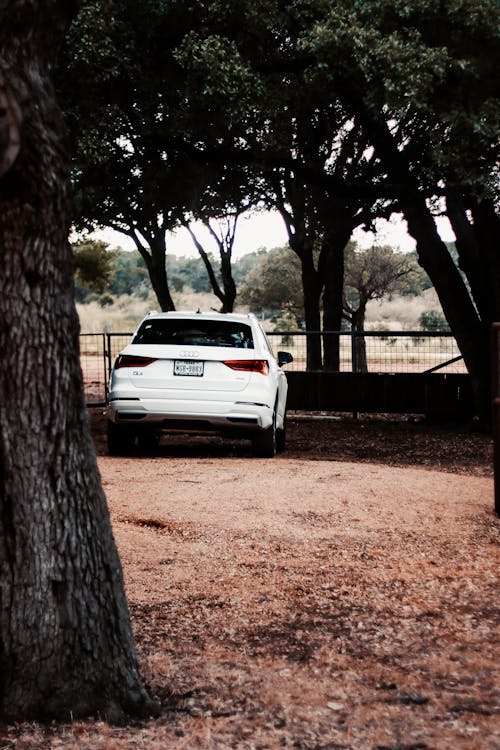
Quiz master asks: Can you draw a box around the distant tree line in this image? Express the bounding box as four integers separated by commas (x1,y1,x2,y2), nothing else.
73,241,269,302
74,238,436,322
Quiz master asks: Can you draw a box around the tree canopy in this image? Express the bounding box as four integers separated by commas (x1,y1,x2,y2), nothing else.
59,0,500,414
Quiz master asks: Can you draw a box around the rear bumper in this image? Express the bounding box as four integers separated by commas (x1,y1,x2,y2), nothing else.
107,398,274,432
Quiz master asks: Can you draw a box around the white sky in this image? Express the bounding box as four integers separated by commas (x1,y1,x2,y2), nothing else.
92,210,456,258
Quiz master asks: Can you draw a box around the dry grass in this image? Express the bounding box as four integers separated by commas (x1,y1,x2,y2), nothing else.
77,289,443,334
76,294,157,333
365,289,442,330
76,290,249,333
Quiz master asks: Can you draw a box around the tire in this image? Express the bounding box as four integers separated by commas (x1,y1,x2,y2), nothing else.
252,405,277,458
107,421,135,456
276,411,287,453
137,431,160,455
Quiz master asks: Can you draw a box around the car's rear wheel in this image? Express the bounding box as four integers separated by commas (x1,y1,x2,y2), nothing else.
137,430,160,455
252,404,277,458
276,411,287,453
107,421,135,456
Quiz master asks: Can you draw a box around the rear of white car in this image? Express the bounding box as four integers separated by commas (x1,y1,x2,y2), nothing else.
107,312,291,456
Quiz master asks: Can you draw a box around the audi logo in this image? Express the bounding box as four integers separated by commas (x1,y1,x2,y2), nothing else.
179,350,200,358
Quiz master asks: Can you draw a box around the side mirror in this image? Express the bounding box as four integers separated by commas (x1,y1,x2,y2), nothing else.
277,351,293,367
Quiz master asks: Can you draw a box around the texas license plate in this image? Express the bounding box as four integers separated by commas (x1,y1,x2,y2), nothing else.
174,360,204,377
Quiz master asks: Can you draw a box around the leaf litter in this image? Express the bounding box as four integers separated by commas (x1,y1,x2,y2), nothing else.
1,413,498,749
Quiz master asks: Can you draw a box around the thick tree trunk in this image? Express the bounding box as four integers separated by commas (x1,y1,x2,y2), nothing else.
470,198,500,321
142,234,175,312
320,224,350,371
0,2,157,722
402,196,490,419
300,254,323,370
446,191,494,324
274,179,323,369
356,109,489,418
220,251,237,313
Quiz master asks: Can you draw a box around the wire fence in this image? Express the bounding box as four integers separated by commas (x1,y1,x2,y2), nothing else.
80,334,109,406
80,329,465,406
266,330,466,375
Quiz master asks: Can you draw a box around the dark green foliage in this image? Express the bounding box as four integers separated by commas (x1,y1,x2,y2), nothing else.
73,239,118,293
108,251,151,297
402,252,433,296
239,246,304,317
165,255,211,293
420,310,451,332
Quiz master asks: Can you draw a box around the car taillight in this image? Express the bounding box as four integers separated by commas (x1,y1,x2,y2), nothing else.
114,355,157,369
223,359,269,375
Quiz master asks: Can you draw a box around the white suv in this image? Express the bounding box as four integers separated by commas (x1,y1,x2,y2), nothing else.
107,311,293,457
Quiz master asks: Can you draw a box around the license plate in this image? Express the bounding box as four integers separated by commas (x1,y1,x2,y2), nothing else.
174,360,204,377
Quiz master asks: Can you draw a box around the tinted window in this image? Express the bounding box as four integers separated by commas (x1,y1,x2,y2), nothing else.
132,319,254,349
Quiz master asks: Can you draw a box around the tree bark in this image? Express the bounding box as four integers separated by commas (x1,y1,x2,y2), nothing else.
0,1,157,722
470,198,500,321
320,222,350,371
446,191,495,324
356,109,489,418
352,305,368,373
133,232,175,312
300,253,323,370
273,173,323,369
401,196,489,418
220,249,237,313
183,221,237,312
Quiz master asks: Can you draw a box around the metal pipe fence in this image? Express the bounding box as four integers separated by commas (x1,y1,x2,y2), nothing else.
80,329,466,407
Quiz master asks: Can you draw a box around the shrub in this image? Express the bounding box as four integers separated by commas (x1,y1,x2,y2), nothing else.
419,310,450,331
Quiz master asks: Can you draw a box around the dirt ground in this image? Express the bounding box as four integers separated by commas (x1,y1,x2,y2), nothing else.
2,412,498,749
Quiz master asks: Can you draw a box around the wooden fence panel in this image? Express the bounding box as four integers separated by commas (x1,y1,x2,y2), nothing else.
286,372,474,420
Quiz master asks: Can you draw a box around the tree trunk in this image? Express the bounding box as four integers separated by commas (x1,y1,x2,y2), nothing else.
352,306,368,373
220,251,237,313
0,2,157,722
274,177,323,369
403,198,490,419
356,109,489,418
446,191,494,324
184,221,237,312
320,224,350,371
470,198,500,321
141,234,175,312
300,254,323,370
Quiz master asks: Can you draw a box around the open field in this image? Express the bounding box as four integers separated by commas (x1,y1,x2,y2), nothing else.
1,416,497,749
76,288,444,335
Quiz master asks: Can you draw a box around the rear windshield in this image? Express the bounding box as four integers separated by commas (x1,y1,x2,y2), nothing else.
132,318,254,349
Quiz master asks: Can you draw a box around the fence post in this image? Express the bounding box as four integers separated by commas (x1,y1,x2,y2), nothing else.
105,332,114,405
351,320,358,374
101,333,108,404
492,323,500,516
